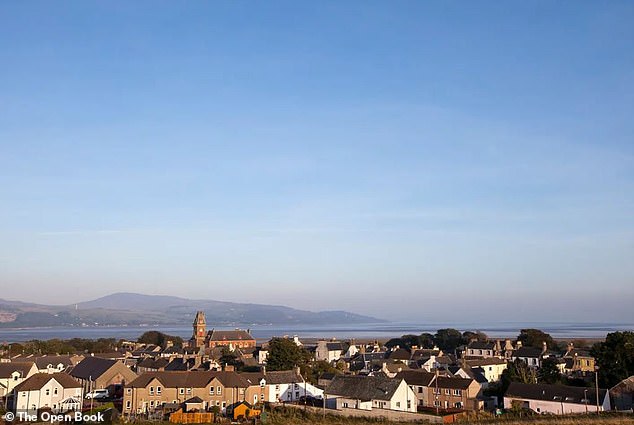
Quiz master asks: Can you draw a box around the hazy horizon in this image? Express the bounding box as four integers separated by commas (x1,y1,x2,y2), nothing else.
1,2,633,324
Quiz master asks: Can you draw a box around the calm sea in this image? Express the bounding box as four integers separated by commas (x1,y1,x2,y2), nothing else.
1,321,633,343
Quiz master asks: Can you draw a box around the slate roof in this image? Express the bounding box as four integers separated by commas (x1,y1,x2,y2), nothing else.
395,370,436,386
513,347,543,358
467,341,495,350
0,362,35,378
128,371,215,388
14,355,77,370
70,357,117,380
263,370,303,384
505,382,607,405
465,358,507,367
14,373,81,391
387,348,410,361
207,329,255,342
326,375,402,402
137,358,170,370
326,342,344,351
434,376,474,390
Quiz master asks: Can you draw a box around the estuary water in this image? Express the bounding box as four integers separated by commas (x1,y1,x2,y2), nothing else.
1,321,633,343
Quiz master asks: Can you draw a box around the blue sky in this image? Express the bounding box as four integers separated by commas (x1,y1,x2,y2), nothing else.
1,1,633,322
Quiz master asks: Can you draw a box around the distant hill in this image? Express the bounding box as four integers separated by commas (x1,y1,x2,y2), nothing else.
0,293,385,328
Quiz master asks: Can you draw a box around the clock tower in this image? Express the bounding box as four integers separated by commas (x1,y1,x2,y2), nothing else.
192,311,207,348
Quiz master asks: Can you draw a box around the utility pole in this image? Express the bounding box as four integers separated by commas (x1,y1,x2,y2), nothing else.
584,389,588,414
595,367,600,414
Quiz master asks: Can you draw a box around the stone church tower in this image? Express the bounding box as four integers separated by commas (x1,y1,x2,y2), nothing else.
191,311,207,348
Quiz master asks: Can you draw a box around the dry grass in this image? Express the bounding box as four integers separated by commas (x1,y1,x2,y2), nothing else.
264,408,634,425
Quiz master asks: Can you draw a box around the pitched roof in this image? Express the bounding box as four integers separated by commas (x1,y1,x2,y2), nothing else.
434,376,474,390
387,348,410,361
207,329,254,342
395,370,436,386
137,358,170,369
467,341,495,350
0,362,35,378
513,347,543,358
263,370,303,384
465,358,507,367
70,357,117,380
14,355,77,370
505,382,607,405
128,371,215,389
326,376,402,401
14,373,81,391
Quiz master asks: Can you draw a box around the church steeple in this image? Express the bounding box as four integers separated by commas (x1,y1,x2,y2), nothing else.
192,311,207,348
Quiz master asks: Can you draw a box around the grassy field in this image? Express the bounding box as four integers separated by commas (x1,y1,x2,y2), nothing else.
264,408,634,425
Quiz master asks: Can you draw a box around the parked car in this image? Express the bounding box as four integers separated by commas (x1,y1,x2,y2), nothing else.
85,389,109,400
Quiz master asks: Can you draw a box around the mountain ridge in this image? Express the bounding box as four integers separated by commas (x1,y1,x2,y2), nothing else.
0,292,385,328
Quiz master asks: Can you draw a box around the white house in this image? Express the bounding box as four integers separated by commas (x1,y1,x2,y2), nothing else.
466,358,508,383
260,370,323,402
12,373,83,415
0,362,38,399
325,375,416,413
504,382,610,415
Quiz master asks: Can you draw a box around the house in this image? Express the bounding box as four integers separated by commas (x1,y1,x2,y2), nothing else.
562,343,595,374
511,345,544,368
380,361,410,378
12,373,83,415
610,376,634,411
465,341,497,359
465,358,508,383
348,352,387,374
0,362,38,399
315,340,345,363
136,357,170,373
256,369,323,403
70,356,137,394
504,382,610,414
14,355,83,374
325,375,416,412
395,370,436,408
427,376,482,411
123,370,260,415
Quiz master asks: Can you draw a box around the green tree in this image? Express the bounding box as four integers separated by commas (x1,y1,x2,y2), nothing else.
434,328,463,352
591,331,634,387
419,333,435,349
538,358,562,384
307,360,340,384
517,329,556,350
501,359,537,392
137,331,183,347
266,338,310,371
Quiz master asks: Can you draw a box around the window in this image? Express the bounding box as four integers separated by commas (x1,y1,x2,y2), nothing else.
417,387,422,393
434,401,441,407
150,400,154,407
179,388,184,395
13,375,18,381
454,402,462,408
156,386,162,394
209,387,214,395
54,388,58,395
295,391,299,398
46,389,50,396
217,386,222,395
343,402,349,408
186,388,192,394
453,389,461,396
275,385,280,390
445,389,450,395
215,401,220,406
149,386,154,395
396,402,400,408
126,401,131,409
126,388,132,394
